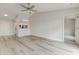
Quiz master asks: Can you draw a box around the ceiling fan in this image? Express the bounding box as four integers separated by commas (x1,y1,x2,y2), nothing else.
20,3,37,14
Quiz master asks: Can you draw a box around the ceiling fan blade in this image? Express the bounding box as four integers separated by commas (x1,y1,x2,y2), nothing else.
30,5,35,9
21,10,27,11
27,3,30,6
20,4,27,8
20,3,37,14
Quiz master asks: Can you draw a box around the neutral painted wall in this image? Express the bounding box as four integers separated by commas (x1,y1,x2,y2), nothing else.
0,19,30,36
0,20,15,36
30,11,64,41
30,8,79,41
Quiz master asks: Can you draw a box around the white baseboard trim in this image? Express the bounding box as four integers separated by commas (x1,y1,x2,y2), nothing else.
64,35,75,40
31,34,64,42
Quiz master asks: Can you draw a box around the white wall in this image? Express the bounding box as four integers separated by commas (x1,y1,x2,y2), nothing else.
30,11,64,41
0,19,30,37
0,20,15,36
30,8,79,42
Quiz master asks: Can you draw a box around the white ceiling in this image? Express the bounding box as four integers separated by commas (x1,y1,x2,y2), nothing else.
35,3,79,12
0,3,79,20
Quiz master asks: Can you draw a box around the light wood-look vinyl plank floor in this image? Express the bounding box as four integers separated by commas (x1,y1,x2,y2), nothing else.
0,35,79,55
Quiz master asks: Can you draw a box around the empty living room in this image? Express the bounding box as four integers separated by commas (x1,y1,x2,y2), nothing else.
0,3,79,55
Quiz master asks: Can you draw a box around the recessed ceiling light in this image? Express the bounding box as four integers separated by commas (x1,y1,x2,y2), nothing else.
4,14,8,16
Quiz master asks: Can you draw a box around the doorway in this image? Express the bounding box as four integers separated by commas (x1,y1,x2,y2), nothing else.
64,17,75,44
